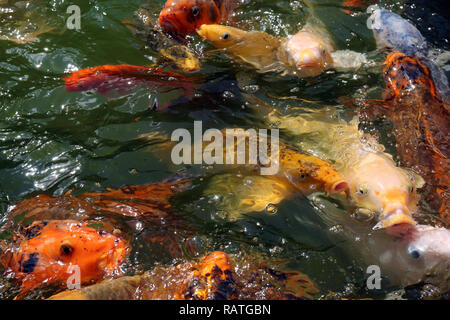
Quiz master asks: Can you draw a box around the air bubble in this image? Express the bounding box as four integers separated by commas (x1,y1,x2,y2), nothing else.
242,85,259,93
329,225,344,233
222,91,235,99
265,203,278,215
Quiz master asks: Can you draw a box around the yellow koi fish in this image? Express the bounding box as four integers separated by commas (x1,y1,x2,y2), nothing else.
197,24,367,77
267,107,424,232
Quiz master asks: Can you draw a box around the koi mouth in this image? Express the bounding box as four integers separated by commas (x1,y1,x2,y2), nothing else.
196,25,211,39
373,208,416,235
159,16,185,38
298,61,323,69
328,180,349,194
299,63,317,69
385,223,417,237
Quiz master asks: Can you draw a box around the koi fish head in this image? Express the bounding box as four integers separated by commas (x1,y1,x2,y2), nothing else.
282,31,334,77
368,7,428,57
346,152,424,231
368,225,450,292
280,147,349,195
197,24,248,49
401,225,450,291
160,45,201,72
5,220,128,297
383,52,440,101
177,251,237,300
159,0,226,37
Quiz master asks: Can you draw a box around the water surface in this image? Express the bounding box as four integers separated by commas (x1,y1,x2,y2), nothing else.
0,0,447,299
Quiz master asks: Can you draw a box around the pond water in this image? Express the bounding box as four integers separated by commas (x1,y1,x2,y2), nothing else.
0,0,448,299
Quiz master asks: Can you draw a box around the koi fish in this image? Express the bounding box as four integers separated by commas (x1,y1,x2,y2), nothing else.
278,144,348,195
382,53,442,100
368,6,428,57
5,177,191,223
64,64,197,108
278,29,335,77
48,251,318,300
368,224,450,292
80,177,192,220
312,194,450,293
158,0,241,37
175,251,236,299
344,151,422,231
2,220,128,299
266,107,424,233
203,169,346,221
1,177,192,261
197,24,367,77
378,53,450,224
211,129,348,195
197,24,284,72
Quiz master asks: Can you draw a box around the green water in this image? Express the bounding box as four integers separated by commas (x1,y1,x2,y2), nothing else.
0,0,445,299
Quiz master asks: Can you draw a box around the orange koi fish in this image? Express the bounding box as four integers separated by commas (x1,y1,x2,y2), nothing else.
175,250,236,300
2,178,192,260
80,178,191,216
64,64,197,108
381,53,450,224
158,0,240,37
278,145,349,195
382,52,441,101
6,177,191,224
215,130,349,195
2,220,128,299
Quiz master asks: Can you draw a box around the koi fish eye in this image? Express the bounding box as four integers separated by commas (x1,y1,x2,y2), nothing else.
357,184,369,196
60,242,74,256
407,246,423,259
191,6,200,16
299,173,307,179
322,48,326,55
409,185,415,193
222,33,230,40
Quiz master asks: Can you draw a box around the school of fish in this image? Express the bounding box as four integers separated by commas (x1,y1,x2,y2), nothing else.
0,0,449,300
